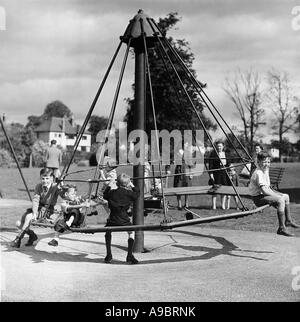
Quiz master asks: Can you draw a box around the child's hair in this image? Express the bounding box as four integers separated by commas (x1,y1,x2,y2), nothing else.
257,151,271,162
117,173,131,187
50,139,57,145
62,184,77,195
254,144,263,150
215,140,224,146
228,163,236,172
40,168,54,177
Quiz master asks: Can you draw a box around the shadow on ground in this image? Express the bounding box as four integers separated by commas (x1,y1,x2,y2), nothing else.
0,228,274,266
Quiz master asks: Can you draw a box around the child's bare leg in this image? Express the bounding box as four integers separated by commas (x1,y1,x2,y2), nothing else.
234,196,239,209
212,196,217,209
184,195,189,208
280,193,300,228
66,215,75,227
221,196,226,210
177,196,182,209
226,196,231,209
11,212,35,247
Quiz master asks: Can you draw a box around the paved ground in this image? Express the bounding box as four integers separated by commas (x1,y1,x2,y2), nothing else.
0,225,299,302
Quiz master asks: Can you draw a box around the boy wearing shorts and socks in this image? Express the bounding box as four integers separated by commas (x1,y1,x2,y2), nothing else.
10,168,61,248
249,151,299,237
103,173,140,264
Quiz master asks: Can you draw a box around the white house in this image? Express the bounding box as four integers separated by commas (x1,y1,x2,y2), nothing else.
34,117,91,152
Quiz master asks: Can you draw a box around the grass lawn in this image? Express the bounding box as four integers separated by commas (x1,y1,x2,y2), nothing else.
1,162,300,237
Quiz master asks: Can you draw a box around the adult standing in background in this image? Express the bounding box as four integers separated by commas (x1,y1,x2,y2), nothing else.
208,141,229,210
45,139,62,180
251,144,264,175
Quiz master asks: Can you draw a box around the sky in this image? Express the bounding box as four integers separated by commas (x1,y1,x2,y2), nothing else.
0,0,299,143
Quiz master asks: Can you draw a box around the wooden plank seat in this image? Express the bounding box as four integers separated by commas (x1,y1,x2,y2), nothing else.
158,185,252,198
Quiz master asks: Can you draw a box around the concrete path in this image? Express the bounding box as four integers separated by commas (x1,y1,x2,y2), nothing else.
1,226,299,302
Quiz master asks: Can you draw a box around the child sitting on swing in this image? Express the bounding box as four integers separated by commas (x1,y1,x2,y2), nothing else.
48,184,90,246
10,168,62,248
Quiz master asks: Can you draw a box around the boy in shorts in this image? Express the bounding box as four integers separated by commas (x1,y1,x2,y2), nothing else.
103,173,140,264
249,151,299,236
10,168,61,248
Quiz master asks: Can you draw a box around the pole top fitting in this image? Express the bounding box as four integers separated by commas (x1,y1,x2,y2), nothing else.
121,10,161,47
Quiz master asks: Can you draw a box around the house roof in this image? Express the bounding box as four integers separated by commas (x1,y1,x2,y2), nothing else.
34,117,90,135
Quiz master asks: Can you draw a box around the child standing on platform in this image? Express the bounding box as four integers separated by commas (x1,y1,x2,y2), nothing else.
103,173,140,264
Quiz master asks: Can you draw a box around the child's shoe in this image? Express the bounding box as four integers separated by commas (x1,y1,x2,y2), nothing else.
48,239,58,246
10,237,21,248
104,254,112,263
277,227,294,237
126,255,139,264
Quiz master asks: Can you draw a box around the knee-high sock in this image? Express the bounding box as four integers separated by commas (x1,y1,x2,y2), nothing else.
284,205,292,222
105,232,112,256
277,209,285,228
127,238,134,257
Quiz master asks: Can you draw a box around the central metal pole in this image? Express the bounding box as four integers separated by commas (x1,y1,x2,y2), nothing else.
132,41,145,252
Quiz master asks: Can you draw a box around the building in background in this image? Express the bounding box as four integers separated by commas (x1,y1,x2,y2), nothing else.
34,117,91,152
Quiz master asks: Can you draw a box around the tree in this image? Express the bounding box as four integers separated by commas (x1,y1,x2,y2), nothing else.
224,68,265,153
0,148,14,167
266,69,300,161
0,122,26,166
26,100,73,130
43,100,72,119
88,115,109,144
124,12,215,144
21,126,37,167
31,140,48,167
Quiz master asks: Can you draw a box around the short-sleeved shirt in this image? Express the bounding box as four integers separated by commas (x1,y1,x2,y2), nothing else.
249,168,270,196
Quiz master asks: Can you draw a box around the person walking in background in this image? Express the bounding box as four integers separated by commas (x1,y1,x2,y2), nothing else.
45,139,62,181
